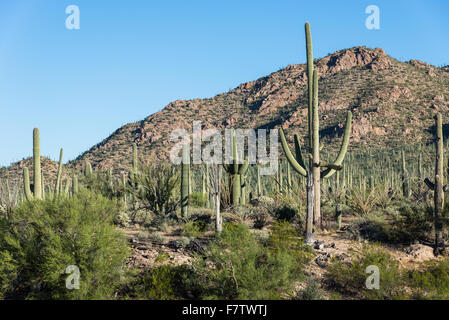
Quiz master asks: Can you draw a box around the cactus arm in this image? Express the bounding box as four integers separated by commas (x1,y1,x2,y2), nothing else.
223,163,231,173
232,133,238,174
238,159,249,175
424,178,435,190
23,167,34,201
319,161,343,171
279,128,307,177
321,111,353,179
293,134,307,170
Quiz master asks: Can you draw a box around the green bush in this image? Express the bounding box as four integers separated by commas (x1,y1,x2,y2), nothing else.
326,244,406,300
0,190,130,299
408,258,449,299
192,223,310,299
130,264,199,300
393,204,432,243
295,279,324,300
182,220,206,238
189,192,206,208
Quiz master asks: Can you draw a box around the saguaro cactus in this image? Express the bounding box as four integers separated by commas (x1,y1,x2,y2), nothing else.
223,131,249,205
33,128,42,199
424,113,448,256
55,148,64,195
72,175,79,195
181,143,190,217
279,22,352,243
132,143,138,174
23,167,33,201
401,149,409,198
85,160,93,177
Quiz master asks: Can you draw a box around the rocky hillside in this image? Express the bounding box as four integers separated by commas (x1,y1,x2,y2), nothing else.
4,46,449,179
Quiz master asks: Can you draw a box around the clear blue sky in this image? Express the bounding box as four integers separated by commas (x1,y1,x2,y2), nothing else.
1,0,448,166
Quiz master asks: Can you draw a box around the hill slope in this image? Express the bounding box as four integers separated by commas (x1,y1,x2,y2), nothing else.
66,46,449,173
4,46,449,179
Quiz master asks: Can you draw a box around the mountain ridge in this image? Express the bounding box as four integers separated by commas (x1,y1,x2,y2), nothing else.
2,45,449,181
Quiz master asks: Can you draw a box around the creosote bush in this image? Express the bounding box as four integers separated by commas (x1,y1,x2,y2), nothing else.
0,189,130,299
326,244,405,300
192,222,312,299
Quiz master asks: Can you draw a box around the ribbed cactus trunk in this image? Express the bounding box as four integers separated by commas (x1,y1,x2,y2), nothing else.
311,70,321,227
240,174,247,205
72,175,79,195
55,148,63,195
401,149,409,198
279,22,352,243
257,165,262,197
33,128,42,199
23,167,33,201
132,143,138,173
85,161,93,177
434,114,444,255
181,144,190,217
64,178,71,195
224,132,248,206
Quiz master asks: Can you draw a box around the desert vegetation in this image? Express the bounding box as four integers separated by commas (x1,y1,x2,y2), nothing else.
1,22,449,300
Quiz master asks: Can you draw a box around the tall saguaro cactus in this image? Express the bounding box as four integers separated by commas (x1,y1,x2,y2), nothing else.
181,143,190,217
279,22,352,243
23,167,33,201
401,149,409,198
33,128,42,199
132,143,138,174
55,148,64,195
223,131,249,205
424,113,448,256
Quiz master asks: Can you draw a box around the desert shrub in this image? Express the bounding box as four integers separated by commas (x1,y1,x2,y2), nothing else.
136,230,150,240
222,206,253,226
295,279,324,300
114,210,131,227
0,179,20,217
268,221,313,266
345,205,433,244
132,163,180,220
174,236,192,249
183,220,206,238
393,204,432,243
344,212,391,242
272,204,297,222
408,258,449,299
149,231,166,244
193,223,310,299
0,190,130,299
130,264,199,300
189,192,206,207
270,194,301,223
183,208,213,229
346,187,377,215
326,244,406,300
252,210,271,229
